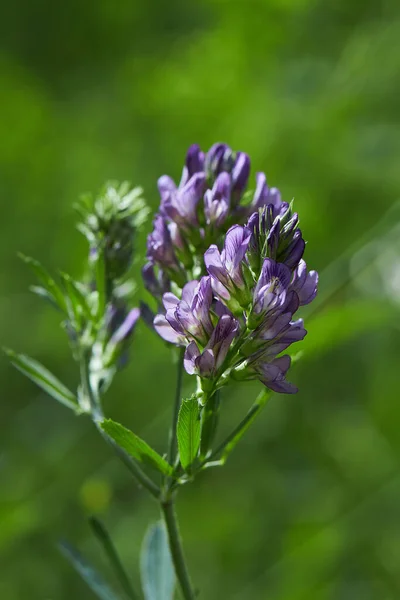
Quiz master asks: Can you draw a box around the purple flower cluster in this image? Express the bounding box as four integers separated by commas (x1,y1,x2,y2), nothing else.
154,277,239,381
149,143,318,395
143,143,283,300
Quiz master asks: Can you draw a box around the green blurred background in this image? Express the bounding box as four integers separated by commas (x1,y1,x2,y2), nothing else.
1,0,400,598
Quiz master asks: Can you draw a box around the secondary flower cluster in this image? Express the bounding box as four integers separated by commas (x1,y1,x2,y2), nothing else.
143,143,283,301
76,182,148,373
149,144,318,395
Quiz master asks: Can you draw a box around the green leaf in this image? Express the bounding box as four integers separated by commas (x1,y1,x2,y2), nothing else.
19,253,66,312
60,272,92,326
5,349,79,412
140,522,175,600
30,285,63,310
101,419,173,476
59,540,122,600
177,397,201,470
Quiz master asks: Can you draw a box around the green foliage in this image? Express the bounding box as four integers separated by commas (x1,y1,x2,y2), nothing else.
19,253,66,312
2,1,400,598
4,349,80,412
101,419,174,477
177,397,201,471
140,522,175,600
60,272,93,329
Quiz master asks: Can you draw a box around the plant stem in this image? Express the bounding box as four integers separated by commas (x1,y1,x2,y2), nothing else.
80,354,161,499
167,348,185,465
89,516,138,600
97,424,161,499
200,388,270,468
161,499,196,600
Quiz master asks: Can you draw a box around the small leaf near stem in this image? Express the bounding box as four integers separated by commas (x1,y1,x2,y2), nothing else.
96,421,161,499
101,419,174,478
89,517,138,600
19,253,67,312
177,397,201,472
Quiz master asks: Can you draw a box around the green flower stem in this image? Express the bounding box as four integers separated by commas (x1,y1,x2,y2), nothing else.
161,499,196,600
167,347,185,466
89,516,138,600
79,350,101,417
200,388,270,468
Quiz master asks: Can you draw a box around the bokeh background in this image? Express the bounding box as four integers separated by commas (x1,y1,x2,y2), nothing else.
1,0,400,598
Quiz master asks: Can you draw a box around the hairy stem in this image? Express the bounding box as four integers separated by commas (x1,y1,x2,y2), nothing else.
161,499,196,600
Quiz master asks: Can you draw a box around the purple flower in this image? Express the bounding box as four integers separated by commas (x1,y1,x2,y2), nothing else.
290,259,318,305
205,143,235,178
147,142,318,397
231,152,250,205
145,143,294,304
142,262,170,299
249,258,292,327
154,277,214,346
154,276,240,379
103,306,141,367
146,214,179,270
204,225,252,305
246,205,305,274
184,314,239,377
243,297,306,357
255,355,298,394
250,173,284,214
160,173,206,230
182,144,205,183
108,308,140,346
256,317,306,356
157,175,177,205
203,172,231,227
